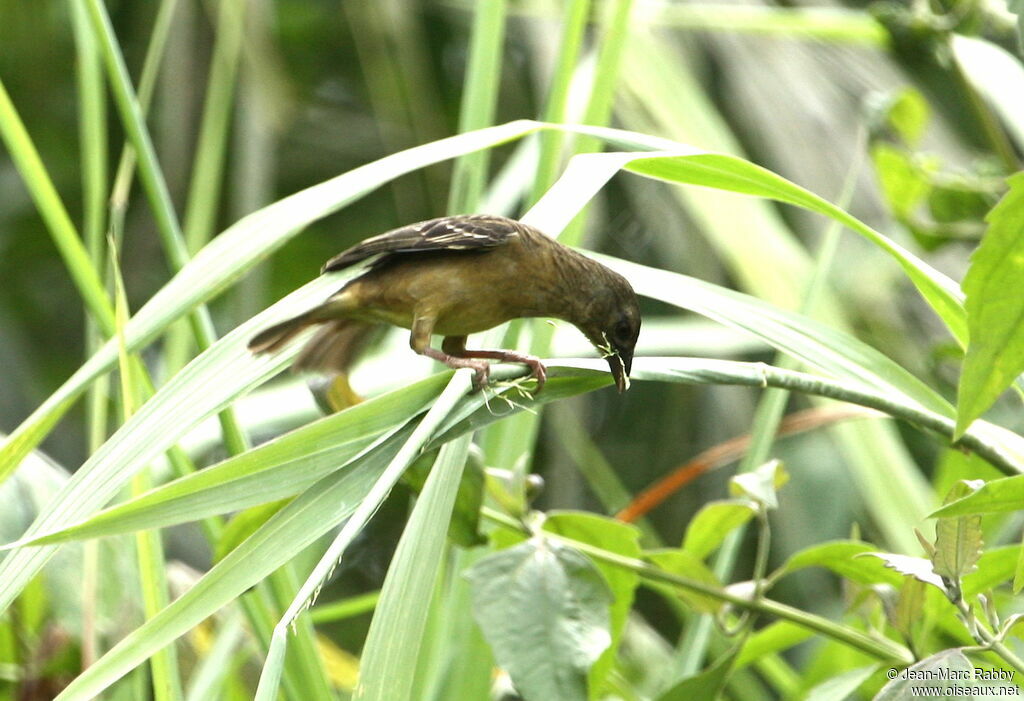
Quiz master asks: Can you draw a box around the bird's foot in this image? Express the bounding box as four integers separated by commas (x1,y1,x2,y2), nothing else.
521,357,547,392
459,350,546,392
468,361,491,392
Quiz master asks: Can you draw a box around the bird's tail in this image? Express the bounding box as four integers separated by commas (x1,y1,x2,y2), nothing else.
249,305,379,377
247,311,317,355
293,319,379,374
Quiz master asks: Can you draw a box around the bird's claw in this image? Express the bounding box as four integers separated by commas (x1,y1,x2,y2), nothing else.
526,359,547,392
470,362,491,392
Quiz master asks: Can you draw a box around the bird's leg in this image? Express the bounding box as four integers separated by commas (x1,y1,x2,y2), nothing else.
442,336,546,391
410,319,491,390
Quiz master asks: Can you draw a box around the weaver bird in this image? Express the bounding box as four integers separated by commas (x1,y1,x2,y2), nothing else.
248,214,641,392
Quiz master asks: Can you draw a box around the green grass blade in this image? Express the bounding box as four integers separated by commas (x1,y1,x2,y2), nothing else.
182,0,246,254
0,276,339,614
107,0,179,240
0,76,114,333
51,422,415,701
21,375,451,545
350,435,472,701
70,0,108,261
623,152,966,343
594,251,951,416
254,374,478,700
112,247,184,701
82,0,251,456
646,4,887,43
184,614,244,701
447,0,508,213
82,0,190,273
161,0,247,374
529,0,592,204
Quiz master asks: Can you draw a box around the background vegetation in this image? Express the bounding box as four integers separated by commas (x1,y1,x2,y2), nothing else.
1,0,1023,699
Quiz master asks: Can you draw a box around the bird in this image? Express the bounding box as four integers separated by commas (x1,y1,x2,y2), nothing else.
248,214,641,392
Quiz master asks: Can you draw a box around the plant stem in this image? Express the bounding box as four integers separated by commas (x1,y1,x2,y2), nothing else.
482,507,915,665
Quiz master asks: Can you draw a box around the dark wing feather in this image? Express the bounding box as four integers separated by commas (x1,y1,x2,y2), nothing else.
322,214,522,273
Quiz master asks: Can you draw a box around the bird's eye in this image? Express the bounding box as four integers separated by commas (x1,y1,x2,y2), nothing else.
614,319,632,342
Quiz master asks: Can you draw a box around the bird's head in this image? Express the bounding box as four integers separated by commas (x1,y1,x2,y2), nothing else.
578,270,641,393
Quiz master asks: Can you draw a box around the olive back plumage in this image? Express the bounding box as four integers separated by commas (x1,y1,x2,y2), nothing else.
322,214,524,273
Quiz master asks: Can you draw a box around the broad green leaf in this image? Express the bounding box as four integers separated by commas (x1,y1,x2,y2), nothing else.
930,473,1024,518
889,578,927,642
861,553,946,592
542,512,642,699
735,621,813,670
645,549,723,613
729,459,788,509
872,143,923,216
655,646,739,701
682,500,757,560
884,89,929,145
804,665,877,701
781,541,903,588
874,649,991,700
962,545,1020,597
932,480,985,582
466,539,613,701
956,172,1024,437
952,36,1024,155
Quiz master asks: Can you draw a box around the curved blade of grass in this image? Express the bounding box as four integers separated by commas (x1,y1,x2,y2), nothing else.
0,225,975,619
592,250,951,416
0,274,342,613
51,417,417,701
582,147,966,343
0,75,114,333
83,0,252,455
0,124,982,618
14,374,451,546
112,245,184,701
13,369,603,549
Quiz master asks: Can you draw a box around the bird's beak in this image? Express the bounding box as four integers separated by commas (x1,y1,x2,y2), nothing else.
607,350,633,393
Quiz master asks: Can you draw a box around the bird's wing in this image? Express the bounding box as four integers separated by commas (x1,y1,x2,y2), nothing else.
322,215,522,273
